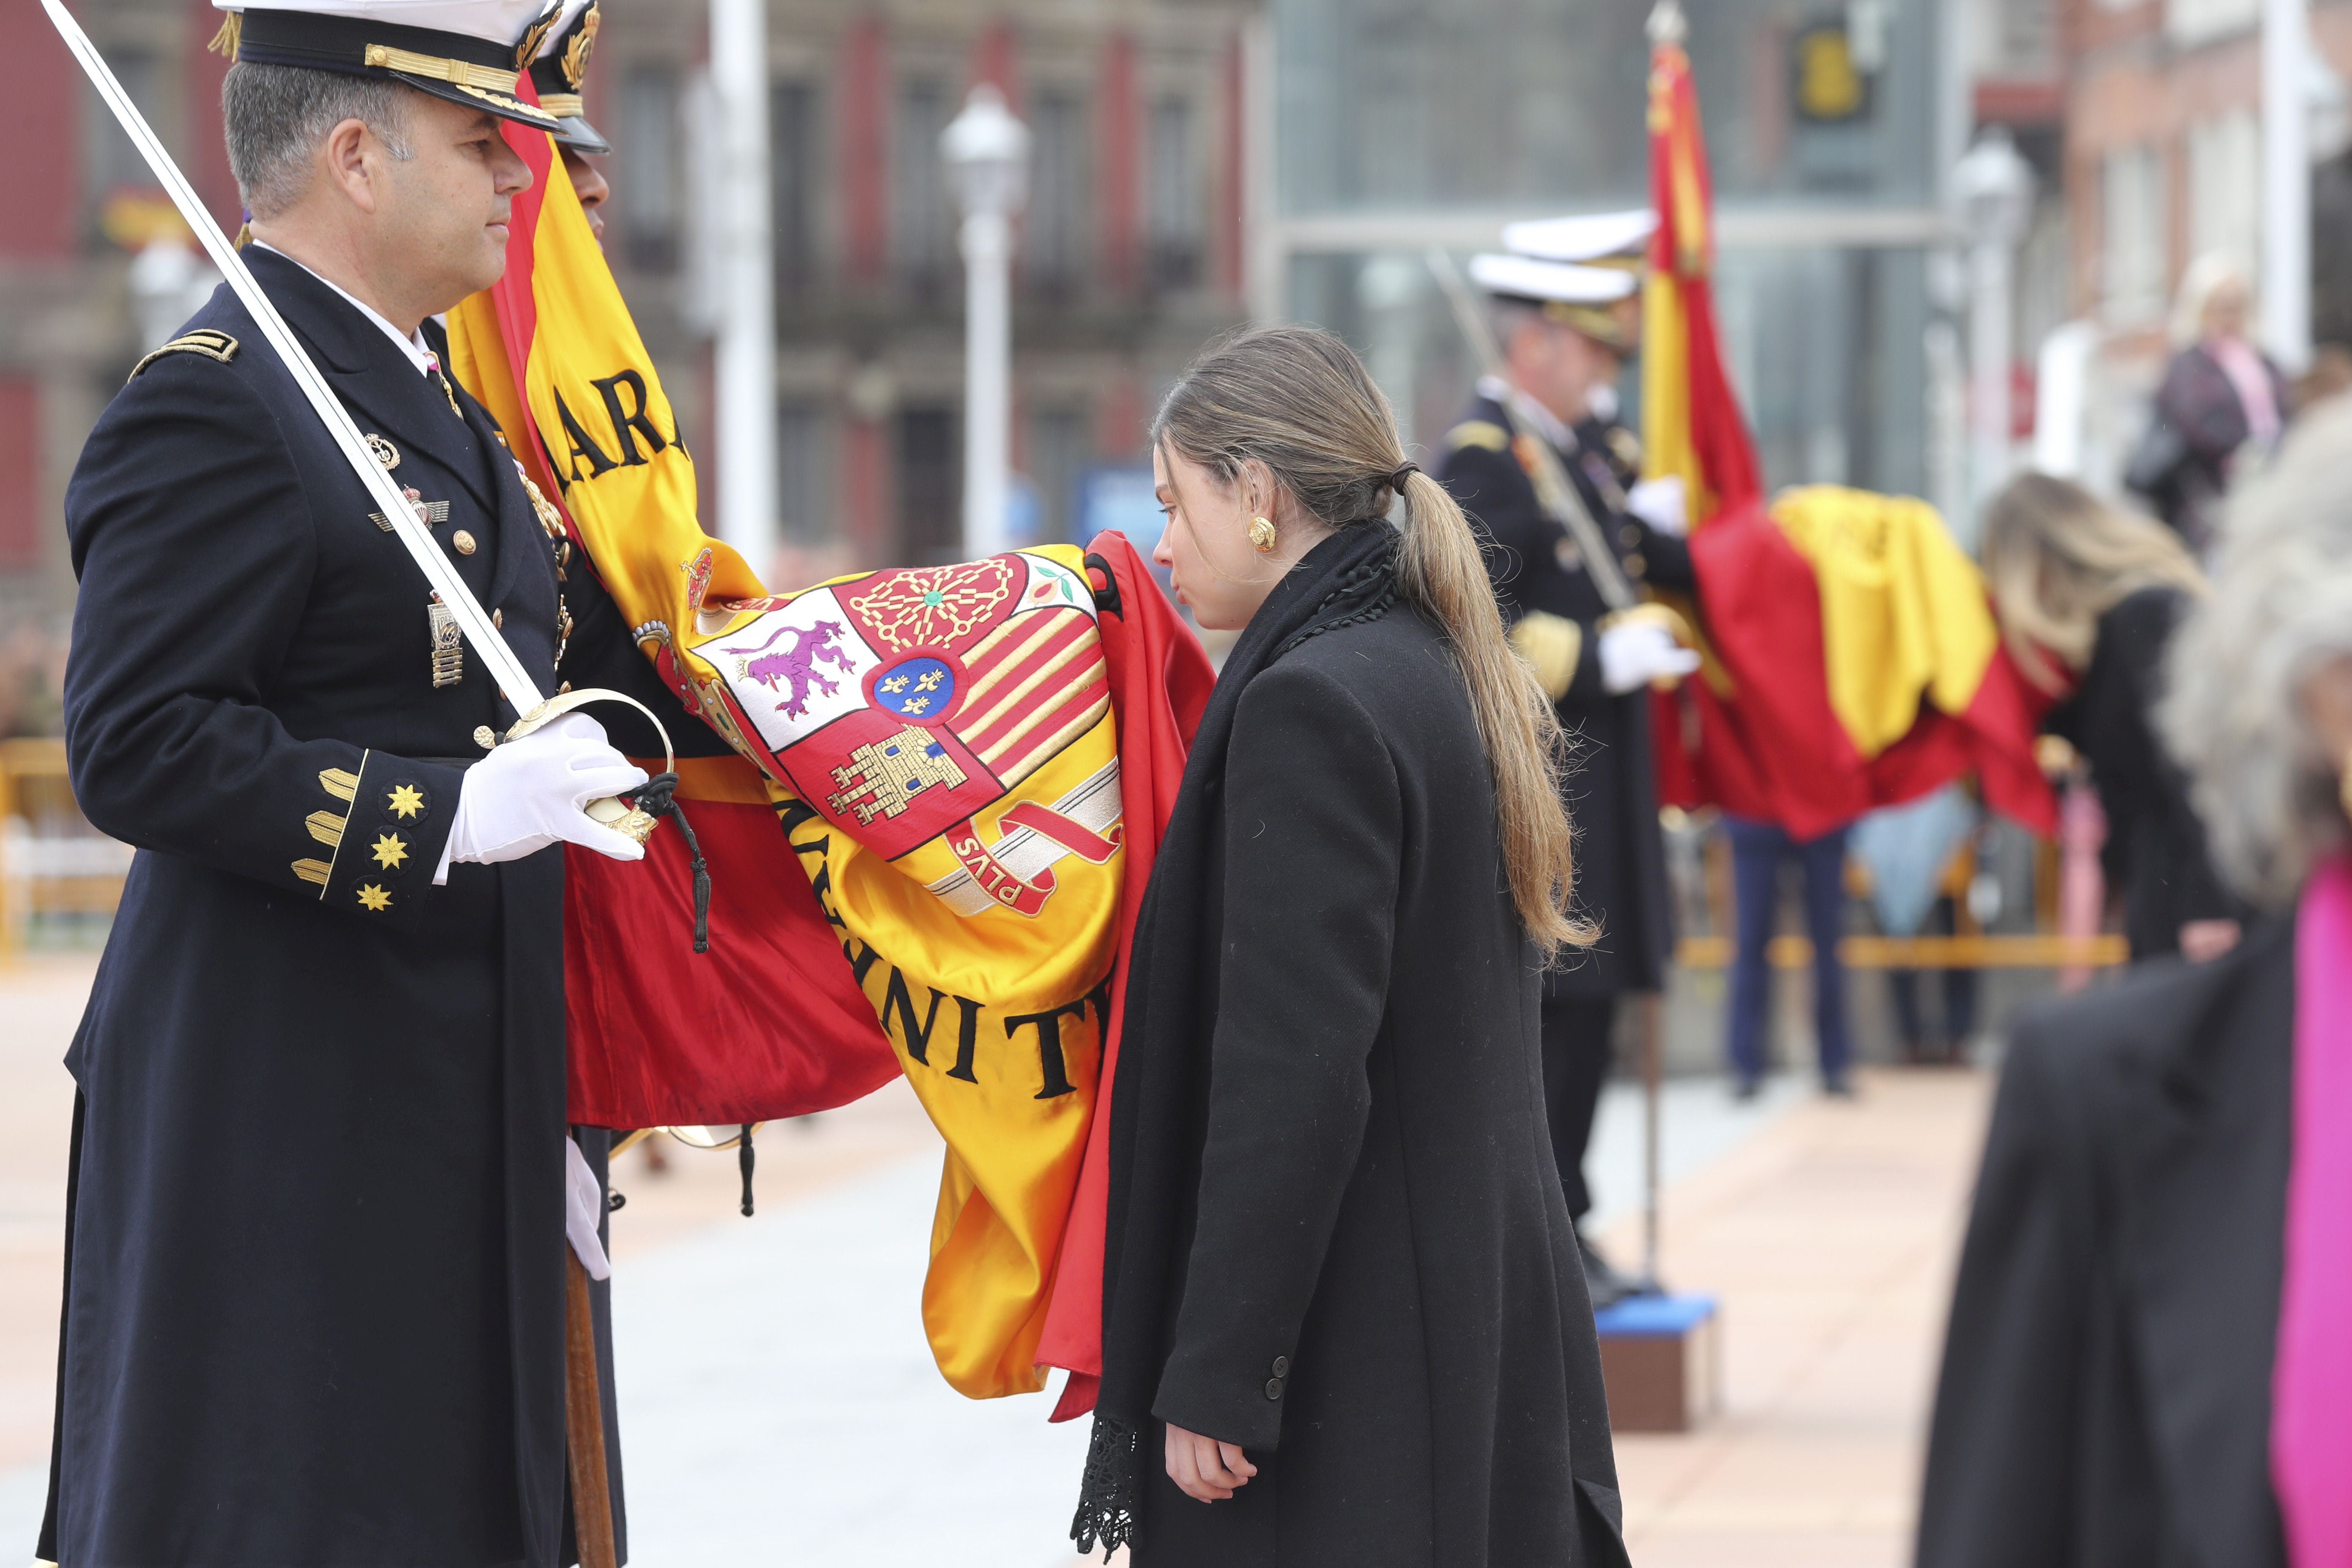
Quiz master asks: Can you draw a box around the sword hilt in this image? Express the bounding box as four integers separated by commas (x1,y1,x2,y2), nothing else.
479,686,680,847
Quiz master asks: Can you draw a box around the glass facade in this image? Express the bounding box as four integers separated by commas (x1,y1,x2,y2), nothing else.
1272,0,1952,501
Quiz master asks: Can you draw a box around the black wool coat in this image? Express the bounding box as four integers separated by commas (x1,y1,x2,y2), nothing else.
41,246,621,1568
1134,600,1629,1568
1916,916,2292,1568
2041,586,2241,959
1436,394,1686,997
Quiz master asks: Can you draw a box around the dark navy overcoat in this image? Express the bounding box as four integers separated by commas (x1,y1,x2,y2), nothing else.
40,245,621,1568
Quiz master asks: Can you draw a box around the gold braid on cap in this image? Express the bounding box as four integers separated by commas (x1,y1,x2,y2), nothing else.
208,11,242,58
513,0,565,68
561,3,599,88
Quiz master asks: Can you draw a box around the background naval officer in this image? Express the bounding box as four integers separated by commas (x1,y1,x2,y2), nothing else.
43,4,649,1563
1437,225,1699,1308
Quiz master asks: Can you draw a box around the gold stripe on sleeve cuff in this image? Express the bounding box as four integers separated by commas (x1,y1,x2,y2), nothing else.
1509,610,1583,701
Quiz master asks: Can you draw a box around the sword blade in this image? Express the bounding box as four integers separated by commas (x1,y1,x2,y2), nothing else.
1425,248,1636,612
43,0,547,713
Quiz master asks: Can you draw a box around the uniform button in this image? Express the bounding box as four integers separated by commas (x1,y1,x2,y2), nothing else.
492,608,504,628
453,530,478,555
1624,551,1647,578
1271,1356,1290,1378
1265,1378,1284,1401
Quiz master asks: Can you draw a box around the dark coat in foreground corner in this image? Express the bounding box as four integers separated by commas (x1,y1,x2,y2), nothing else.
1916,915,2292,1568
41,246,622,1568
1130,595,1629,1567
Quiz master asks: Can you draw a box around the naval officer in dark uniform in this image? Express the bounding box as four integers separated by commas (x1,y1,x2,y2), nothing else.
1438,243,1698,1307
42,5,649,1563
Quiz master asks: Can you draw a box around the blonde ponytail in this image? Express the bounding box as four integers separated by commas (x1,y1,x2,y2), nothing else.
1154,326,1588,956
1393,469,1588,954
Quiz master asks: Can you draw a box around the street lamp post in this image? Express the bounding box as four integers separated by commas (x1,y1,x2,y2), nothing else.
943,86,1029,561
2261,0,2313,371
1954,127,2035,516
709,0,775,559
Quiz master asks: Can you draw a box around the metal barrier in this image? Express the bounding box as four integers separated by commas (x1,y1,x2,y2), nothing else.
0,738,133,956
1676,932,2131,970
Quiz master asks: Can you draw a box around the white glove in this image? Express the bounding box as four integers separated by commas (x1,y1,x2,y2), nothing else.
1599,619,1701,694
435,712,649,882
1625,475,1688,536
566,1136,612,1280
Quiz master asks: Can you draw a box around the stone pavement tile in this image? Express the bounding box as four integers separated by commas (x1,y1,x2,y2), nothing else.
613,1154,1093,1565
0,955,95,1470
1600,1066,1994,1568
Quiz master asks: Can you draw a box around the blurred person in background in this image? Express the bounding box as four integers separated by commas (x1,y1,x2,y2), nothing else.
1077,326,1626,1565
1439,250,1698,1302
2125,253,2290,553
1981,472,2241,962
1916,393,2352,1568
1722,814,1858,1098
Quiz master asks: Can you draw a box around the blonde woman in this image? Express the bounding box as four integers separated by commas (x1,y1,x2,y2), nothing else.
2125,252,2290,548
1072,326,1628,1566
1981,472,2238,961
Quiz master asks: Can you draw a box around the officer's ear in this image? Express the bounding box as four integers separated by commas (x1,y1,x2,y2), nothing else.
319,117,385,216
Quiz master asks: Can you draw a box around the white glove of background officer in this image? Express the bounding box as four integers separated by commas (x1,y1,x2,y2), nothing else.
1625,475,1688,536
434,713,649,883
1599,619,1701,695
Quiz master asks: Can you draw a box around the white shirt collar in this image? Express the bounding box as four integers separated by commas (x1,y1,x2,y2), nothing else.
253,242,438,378
1477,373,1574,453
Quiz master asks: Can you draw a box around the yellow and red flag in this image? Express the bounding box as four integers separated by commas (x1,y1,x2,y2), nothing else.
1639,33,2054,837
446,93,1213,1405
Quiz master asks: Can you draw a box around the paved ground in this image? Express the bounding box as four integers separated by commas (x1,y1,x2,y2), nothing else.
1601,1068,1994,1568
0,952,1989,1566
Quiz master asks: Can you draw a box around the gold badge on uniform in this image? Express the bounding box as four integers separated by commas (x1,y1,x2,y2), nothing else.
367,434,400,471
427,594,463,688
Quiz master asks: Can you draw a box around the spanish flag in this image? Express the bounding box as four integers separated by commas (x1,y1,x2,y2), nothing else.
445,90,1214,1405
1639,31,2054,837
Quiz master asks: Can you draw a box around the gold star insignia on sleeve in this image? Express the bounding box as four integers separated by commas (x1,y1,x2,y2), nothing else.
356,884,393,912
387,784,426,819
371,833,409,869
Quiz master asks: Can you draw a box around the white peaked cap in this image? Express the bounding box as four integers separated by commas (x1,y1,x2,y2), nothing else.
1468,253,1640,305
1501,210,1657,264
213,0,561,51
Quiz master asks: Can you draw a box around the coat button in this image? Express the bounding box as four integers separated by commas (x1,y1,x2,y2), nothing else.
1264,1378,1284,1401
1271,1356,1290,1378
453,530,478,555
491,608,504,628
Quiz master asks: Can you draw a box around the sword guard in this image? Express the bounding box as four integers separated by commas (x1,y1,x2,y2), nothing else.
585,795,659,846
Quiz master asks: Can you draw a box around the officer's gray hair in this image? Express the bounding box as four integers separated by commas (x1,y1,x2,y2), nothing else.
223,62,414,220
2162,394,2352,905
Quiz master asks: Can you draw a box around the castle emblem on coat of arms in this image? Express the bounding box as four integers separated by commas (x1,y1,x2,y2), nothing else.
827,724,971,824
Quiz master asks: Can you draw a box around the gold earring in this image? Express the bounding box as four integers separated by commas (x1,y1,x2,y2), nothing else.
1249,515,1278,553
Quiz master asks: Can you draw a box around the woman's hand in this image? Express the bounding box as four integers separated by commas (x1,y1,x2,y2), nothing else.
2179,918,2242,963
1165,1423,1257,1503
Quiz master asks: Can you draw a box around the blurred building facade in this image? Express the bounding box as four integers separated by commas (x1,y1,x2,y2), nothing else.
0,0,1257,650
1268,0,1965,516
2060,0,2352,347
598,0,1256,571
